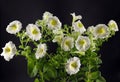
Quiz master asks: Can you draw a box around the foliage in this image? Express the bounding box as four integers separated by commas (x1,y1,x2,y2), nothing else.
0,12,118,82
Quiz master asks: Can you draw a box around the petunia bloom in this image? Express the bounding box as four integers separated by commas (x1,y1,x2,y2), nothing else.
65,57,81,75
1,41,17,61
6,20,22,34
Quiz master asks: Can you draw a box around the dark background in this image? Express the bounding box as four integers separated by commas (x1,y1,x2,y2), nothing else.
0,0,120,82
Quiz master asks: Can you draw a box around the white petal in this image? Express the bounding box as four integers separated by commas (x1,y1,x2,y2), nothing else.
47,16,62,30
35,43,47,59
61,37,74,51
6,20,22,34
93,24,110,39
26,24,42,41
0,41,17,61
65,57,81,75
43,11,53,21
52,35,63,43
87,26,94,33
108,20,119,31
72,20,86,34
75,36,90,52
71,13,82,22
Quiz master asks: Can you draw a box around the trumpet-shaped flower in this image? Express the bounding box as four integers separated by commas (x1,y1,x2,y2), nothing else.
47,16,62,30
87,26,94,33
72,20,86,34
52,29,64,43
108,20,119,31
61,37,74,51
71,13,82,22
93,24,109,39
52,35,63,44
65,57,81,75
75,36,90,52
6,20,22,34
35,43,47,59
43,11,53,21
1,41,17,61
26,24,42,41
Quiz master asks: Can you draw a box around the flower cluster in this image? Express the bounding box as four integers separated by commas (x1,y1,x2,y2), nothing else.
0,11,118,82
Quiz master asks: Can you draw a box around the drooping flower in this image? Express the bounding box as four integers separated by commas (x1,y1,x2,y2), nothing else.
47,16,62,30
6,20,22,34
52,35,63,44
1,41,17,61
52,29,64,43
65,57,81,75
75,36,90,52
93,24,109,39
108,20,119,32
35,43,47,59
87,26,95,33
71,13,82,22
26,24,42,41
72,20,86,34
43,11,53,21
61,36,74,51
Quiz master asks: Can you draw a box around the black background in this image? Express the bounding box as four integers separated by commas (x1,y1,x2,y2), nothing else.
0,0,120,82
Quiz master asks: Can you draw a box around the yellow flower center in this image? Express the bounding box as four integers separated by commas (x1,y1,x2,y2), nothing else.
5,47,11,53
110,23,116,28
39,48,44,54
97,27,105,34
77,22,83,28
71,62,78,69
11,24,17,30
32,28,38,35
79,39,86,46
51,19,57,26
65,40,71,47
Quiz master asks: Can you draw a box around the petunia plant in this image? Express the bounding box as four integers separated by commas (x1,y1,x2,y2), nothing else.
0,12,119,82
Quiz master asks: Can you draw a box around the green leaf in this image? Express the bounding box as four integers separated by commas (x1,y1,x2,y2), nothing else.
34,78,39,82
73,51,85,56
43,64,49,73
19,45,24,49
43,67,57,80
90,71,101,79
27,59,38,77
96,76,106,82
95,57,102,64
21,51,27,56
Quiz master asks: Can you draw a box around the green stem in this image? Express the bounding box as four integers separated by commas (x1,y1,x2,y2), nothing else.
39,70,44,82
86,57,91,82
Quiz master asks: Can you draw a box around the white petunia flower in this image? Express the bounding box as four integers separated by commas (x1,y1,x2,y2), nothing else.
87,26,95,33
43,11,53,21
47,16,62,30
75,36,90,52
93,24,109,39
52,35,63,43
108,20,119,31
35,43,47,59
26,24,42,41
52,29,64,43
61,36,74,51
6,20,22,34
65,57,81,75
1,41,17,61
72,20,86,34
71,13,82,22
